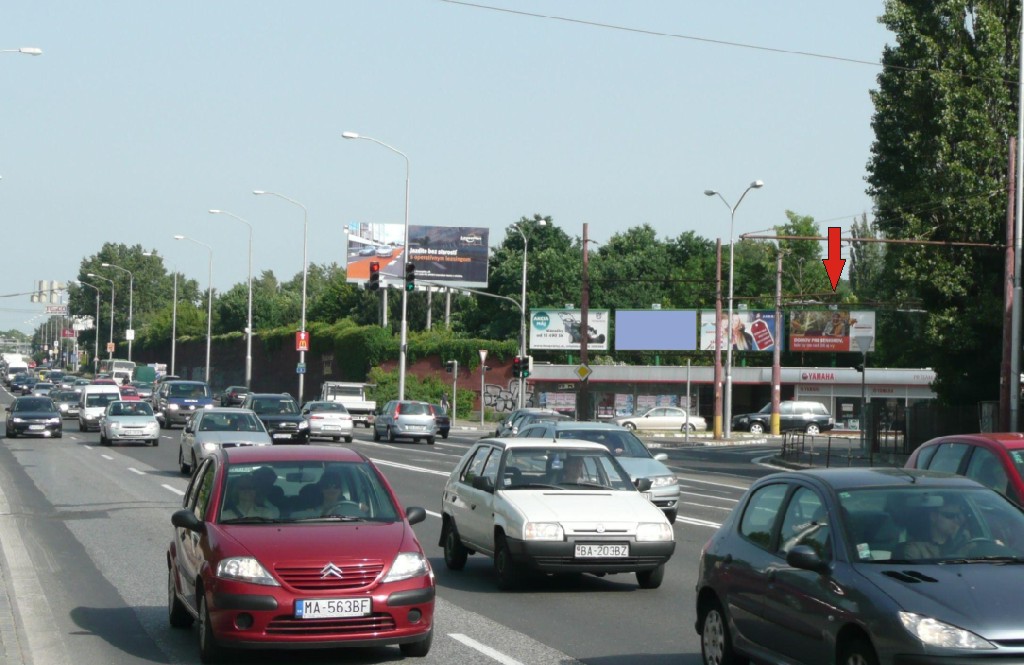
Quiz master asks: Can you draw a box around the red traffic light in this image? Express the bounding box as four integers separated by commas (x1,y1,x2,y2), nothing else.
368,262,381,291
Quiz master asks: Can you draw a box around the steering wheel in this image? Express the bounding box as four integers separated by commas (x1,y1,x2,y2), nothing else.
323,501,364,517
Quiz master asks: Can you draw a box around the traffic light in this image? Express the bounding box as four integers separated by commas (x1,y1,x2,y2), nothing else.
404,262,416,292
368,262,380,291
854,363,864,373
522,355,532,378
512,355,523,378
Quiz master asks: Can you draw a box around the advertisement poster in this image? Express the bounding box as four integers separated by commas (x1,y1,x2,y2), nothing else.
529,309,610,351
699,310,783,352
788,310,876,352
346,223,489,288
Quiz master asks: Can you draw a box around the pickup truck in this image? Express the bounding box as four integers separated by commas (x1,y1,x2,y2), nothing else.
320,381,376,427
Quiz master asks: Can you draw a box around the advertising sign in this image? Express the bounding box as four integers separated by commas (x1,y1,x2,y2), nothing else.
788,310,876,352
614,310,698,351
699,310,784,352
345,223,489,288
529,309,609,351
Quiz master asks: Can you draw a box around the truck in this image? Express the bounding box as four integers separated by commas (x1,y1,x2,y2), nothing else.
320,381,376,427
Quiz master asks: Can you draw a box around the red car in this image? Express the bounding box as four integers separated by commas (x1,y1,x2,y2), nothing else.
167,445,435,662
905,432,1024,506
119,385,142,401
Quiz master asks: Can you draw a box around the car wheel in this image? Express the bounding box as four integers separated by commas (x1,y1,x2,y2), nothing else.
78,420,85,432
443,521,469,570
150,439,158,447
494,533,524,591
442,430,449,439
197,592,224,664
345,436,352,443
372,426,380,442
748,422,765,435
399,627,433,657
636,563,665,589
54,430,62,439
806,424,821,435
623,422,637,431
7,429,15,439
333,436,341,442
426,437,435,445
387,426,395,443
167,568,193,628
684,423,696,432
665,509,677,524
178,447,190,475
838,638,878,665
701,598,747,665
100,432,110,445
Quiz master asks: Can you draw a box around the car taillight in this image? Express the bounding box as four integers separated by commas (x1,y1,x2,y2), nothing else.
394,403,401,415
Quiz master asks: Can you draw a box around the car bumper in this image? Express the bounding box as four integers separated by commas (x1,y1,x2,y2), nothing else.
309,423,354,438
506,537,675,574
164,406,210,424
393,425,436,439
8,423,61,437
269,431,310,444
105,428,159,441
645,486,680,513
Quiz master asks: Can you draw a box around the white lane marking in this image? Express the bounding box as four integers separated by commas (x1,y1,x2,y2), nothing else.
83,445,93,450
162,484,185,496
676,476,748,491
370,458,449,477
128,467,146,476
100,454,114,460
677,516,722,528
679,490,738,503
426,509,441,519
681,501,733,512
449,633,524,665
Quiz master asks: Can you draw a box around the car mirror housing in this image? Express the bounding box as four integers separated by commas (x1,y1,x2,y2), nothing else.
786,544,829,574
634,477,653,492
171,509,205,533
471,475,495,493
406,506,426,525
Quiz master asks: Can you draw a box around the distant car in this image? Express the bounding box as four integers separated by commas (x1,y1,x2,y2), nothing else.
130,381,154,399
30,382,56,397
218,385,250,407
611,406,707,432
494,407,567,437
497,409,571,437
91,377,118,385
375,245,394,257
78,384,122,432
51,389,81,419
429,404,451,439
178,407,271,475
5,396,62,438
440,438,674,590
240,393,310,444
9,374,32,394
154,380,215,429
696,468,1024,665
72,378,91,393
358,245,376,256
167,445,434,661
301,400,354,443
18,377,38,395
99,400,160,447
731,400,834,435
905,432,1024,507
516,420,680,523
119,385,142,401
373,400,437,445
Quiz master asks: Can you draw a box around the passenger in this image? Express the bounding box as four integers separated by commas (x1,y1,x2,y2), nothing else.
221,474,280,520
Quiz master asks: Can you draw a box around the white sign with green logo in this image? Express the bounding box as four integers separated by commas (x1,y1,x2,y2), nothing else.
529,308,609,351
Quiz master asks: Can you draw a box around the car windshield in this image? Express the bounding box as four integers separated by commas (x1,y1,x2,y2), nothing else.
837,485,1024,564
501,447,634,490
170,383,210,398
218,461,400,524
15,398,52,412
557,429,652,458
86,393,118,407
108,402,154,416
199,412,262,431
252,397,299,415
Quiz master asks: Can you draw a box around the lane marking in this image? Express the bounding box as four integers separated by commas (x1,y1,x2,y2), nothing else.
100,454,114,461
370,458,449,477
681,501,733,512
449,633,524,665
677,516,722,528
426,509,441,519
162,484,185,496
127,468,146,476
675,476,748,491
679,490,737,503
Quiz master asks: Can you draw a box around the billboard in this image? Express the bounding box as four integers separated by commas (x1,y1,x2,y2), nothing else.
699,310,784,352
788,310,876,352
530,308,609,351
346,224,489,288
614,310,697,351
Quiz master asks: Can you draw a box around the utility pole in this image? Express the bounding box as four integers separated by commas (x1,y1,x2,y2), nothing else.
713,240,723,439
578,222,591,421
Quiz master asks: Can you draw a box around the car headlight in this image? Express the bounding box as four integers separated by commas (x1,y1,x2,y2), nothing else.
649,475,677,488
47,417,61,424
202,442,219,452
298,420,309,430
109,422,121,429
899,612,995,649
523,522,564,541
167,403,179,411
59,404,69,412
12,417,25,423
636,523,674,542
203,404,213,409
382,552,431,583
216,557,280,586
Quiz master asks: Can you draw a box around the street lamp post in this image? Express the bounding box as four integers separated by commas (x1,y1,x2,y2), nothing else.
74,279,101,374
342,131,411,400
174,235,213,384
704,180,764,438
87,273,116,360
252,191,308,402
511,220,546,409
143,251,178,375
101,262,134,362
209,209,254,389
2,48,42,56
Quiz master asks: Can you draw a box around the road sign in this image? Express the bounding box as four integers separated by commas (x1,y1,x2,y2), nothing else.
45,305,68,315
296,331,310,352
296,363,306,374
574,364,592,382
126,329,135,341
106,342,115,353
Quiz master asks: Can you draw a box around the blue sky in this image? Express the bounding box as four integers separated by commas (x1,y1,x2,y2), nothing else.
1,1,891,334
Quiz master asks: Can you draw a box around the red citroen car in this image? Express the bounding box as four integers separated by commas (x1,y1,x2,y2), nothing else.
167,445,434,662
905,432,1024,506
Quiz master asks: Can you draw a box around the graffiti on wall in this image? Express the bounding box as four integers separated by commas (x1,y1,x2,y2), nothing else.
482,379,534,413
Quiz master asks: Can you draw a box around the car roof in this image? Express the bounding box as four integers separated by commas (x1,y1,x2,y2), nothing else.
220,444,368,465
545,421,630,432
762,467,988,491
917,432,1024,451
199,406,257,414
166,380,206,385
476,437,609,452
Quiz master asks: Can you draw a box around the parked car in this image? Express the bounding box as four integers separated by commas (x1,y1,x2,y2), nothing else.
51,389,81,419
300,400,354,443
217,385,250,407
373,400,437,445
167,445,434,661
516,420,681,523
154,380,215,429
731,400,834,435
905,432,1024,506
99,400,160,447
429,404,450,439
240,393,309,444
440,438,674,590
496,409,571,437
5,396,62,438
611,406,707,432
177,407,271,475
695,468,1024,665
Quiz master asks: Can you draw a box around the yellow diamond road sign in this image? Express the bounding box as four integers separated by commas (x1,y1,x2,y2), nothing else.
574,364,592,381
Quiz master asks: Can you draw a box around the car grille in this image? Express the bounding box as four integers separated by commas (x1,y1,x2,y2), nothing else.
276,422,298,431
274,561,384,590
265,613,395,636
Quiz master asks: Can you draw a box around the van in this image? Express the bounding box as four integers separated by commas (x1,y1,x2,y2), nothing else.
5,363,28,384
78,384,122,432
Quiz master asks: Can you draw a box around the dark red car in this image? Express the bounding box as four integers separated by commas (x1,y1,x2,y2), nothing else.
905,432,1024,506
167,445,434,662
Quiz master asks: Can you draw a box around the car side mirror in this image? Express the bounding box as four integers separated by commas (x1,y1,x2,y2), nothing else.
634,477,653,492
786,544,830,574
171,509,205,533
653,453,668,462
471,475,495,493
406,506,426,525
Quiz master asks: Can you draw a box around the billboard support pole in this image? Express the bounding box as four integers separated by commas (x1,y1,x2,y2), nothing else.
771,249,784,435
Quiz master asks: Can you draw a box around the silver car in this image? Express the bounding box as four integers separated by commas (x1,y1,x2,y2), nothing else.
99,400,160,447
301,400,355,443
373,400,437,445
177,407,271,475
516,421,681,523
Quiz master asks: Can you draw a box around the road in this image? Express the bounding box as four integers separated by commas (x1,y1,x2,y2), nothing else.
0,389,783,665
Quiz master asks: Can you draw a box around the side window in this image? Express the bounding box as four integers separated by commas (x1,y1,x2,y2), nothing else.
778,487,830,559
780,403,794,415
739,483,789,550
191,461,216,520
481,450,501,485
965,447,1010,496
460,447,492,485
913,444,939,469
926,442,970,474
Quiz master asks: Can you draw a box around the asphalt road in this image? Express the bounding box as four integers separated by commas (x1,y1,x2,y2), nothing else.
0,390,783,665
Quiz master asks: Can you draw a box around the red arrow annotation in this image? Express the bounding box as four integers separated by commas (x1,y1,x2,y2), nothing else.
821,227,846,292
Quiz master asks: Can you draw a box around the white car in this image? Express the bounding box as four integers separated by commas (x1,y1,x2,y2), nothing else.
99,400,160,446
301,400,355,442
440,438,675,590
611,406,707,432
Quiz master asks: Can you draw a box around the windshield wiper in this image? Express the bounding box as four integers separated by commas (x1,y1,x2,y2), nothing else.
939,556,1024,565
219,516,282,524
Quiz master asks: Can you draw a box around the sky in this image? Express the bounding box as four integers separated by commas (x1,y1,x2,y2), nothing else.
1,1,893,334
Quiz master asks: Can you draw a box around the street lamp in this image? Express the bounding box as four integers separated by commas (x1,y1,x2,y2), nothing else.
174,234,213,384
252,190,308,402
144,251,179,376
86,273,116,360
1,48,42,56
512,220,546,409
209,209,254,389
705,180,764,438
72,279,101,374
101,262,134,362
342,131,411,400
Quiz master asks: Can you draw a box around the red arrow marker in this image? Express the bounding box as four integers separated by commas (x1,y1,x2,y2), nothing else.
821,227,846,292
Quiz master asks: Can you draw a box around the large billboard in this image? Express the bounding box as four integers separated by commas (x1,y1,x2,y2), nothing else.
699,310,784,352
530,308,610,351
614,310,697,351
346,223,489,288
788,310,876,352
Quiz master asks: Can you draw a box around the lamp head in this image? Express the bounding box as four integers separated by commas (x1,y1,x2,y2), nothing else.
101,262,111,267
341,131,360,140
703,190,718,197
173,235,185,240
19,48,42,55
252,190,266,195
208,209,221,214
750,180,765,189
86,273,98,278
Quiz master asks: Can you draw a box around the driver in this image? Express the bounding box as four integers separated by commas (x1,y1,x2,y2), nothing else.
902,498,971,559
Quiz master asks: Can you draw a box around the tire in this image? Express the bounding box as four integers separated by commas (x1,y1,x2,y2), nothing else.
197,592,224,664
150,439,159,447
7,430,15,439
426,437,435,446
442,431,449,439
345,436,352,443
54,431,62,439
837,638,879,665
443,522,469,570
387,426,395,443
167,567,193,628
622,422,637,431
78,420,85,432
665,509,677,524
701,598,747,665
806,424,821,435
178,447,191,475
747,422,765,435
494,533,524,591
399,627,433,658
333,436,341,442
372,425,380,442
100,432,110,446
636,563,665,589
684,423,696,432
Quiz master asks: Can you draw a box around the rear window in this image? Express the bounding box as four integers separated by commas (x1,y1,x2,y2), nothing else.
399,402,430,416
